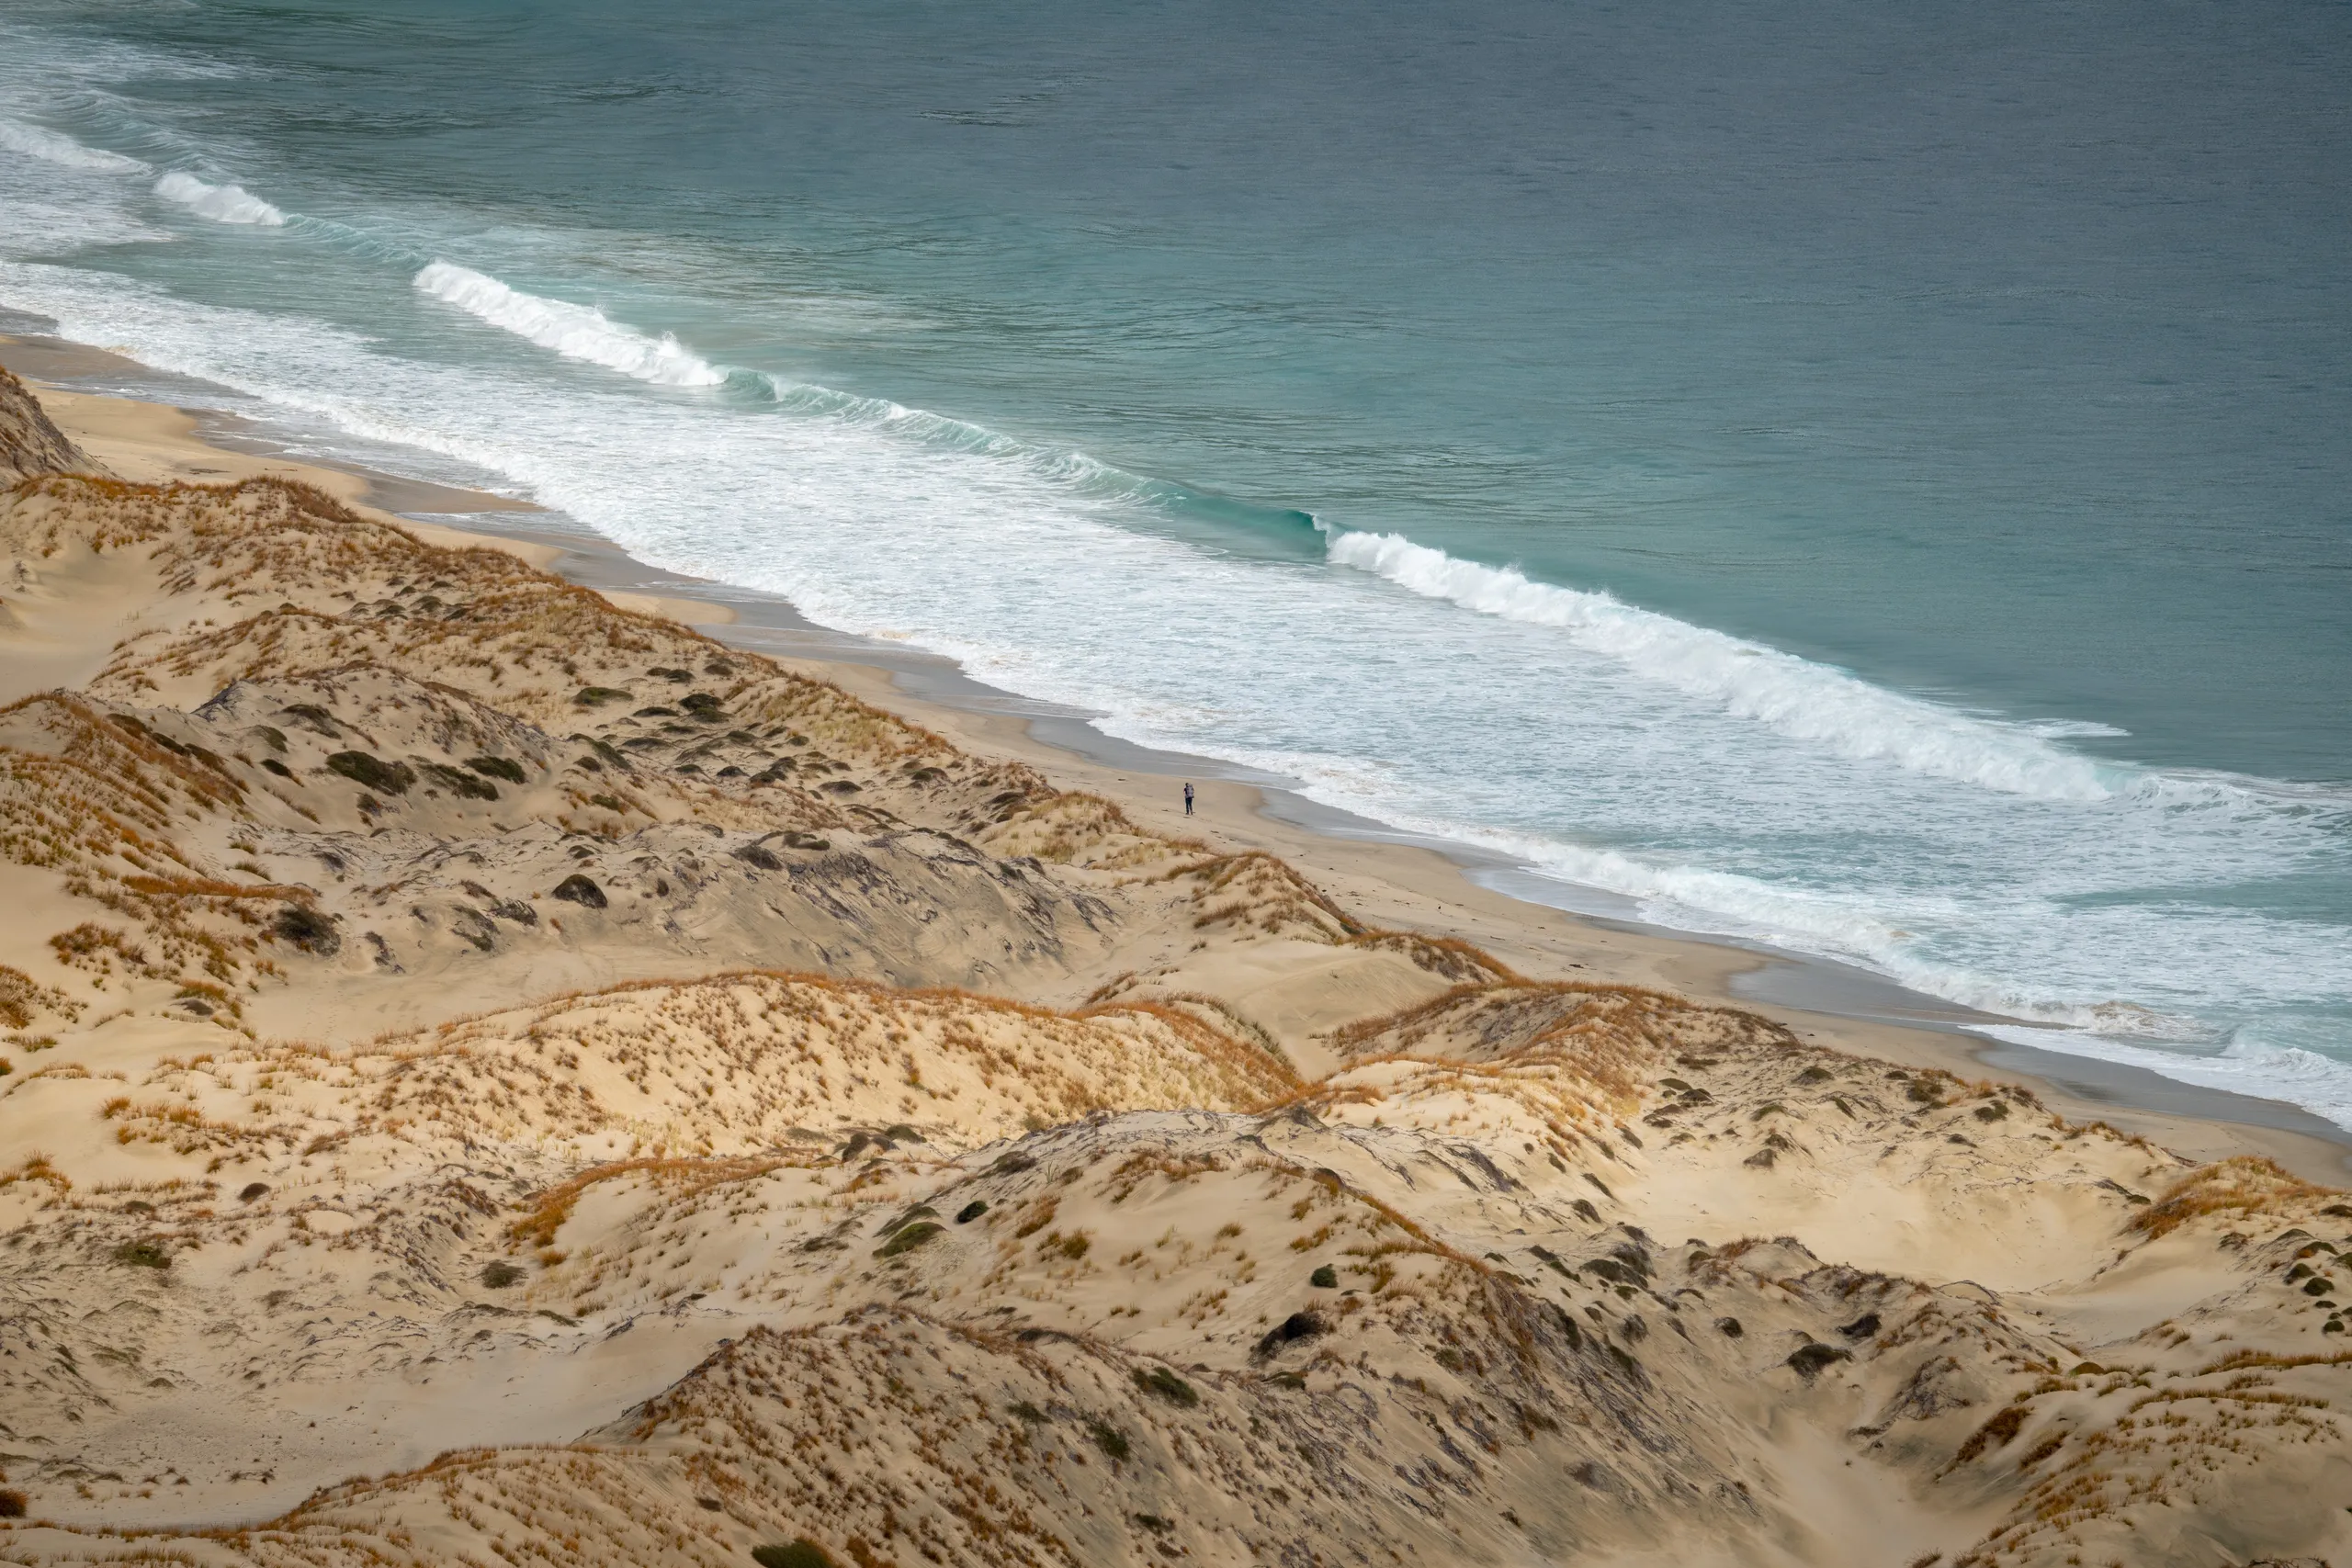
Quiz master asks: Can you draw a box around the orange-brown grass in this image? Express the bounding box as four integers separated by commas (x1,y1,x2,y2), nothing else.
1102,1150,1227,1203
0,693,281,988
509,1155,797,1251
1300,985,1806,1160
323,969,1303,1159
1071,996,1297,1086
120,874,314,903
1343,930,1523,985
103,1095,294,1159
2193,1348,2352,1377
1326,978,1785,1070
977,787,1198,869
6,474,957,772
1162,850,1364,942
1320,1049,1643,1134
0,963,81,1030
0,1152,70,1191
2058,1118,2158,1152
9,473,1302,874
977,794,1445,964
1252,1165,1578,1371
1136,991,1287,1059
2129,1156,2339,1240
9,472,1410,979
1945,1355,2349,1568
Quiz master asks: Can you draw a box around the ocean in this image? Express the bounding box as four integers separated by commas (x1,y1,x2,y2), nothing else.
2,0,2348,1122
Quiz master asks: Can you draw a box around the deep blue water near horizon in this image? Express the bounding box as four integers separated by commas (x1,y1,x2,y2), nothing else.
3,0,2350,1119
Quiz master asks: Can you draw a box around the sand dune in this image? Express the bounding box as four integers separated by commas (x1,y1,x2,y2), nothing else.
2,373,2348,1568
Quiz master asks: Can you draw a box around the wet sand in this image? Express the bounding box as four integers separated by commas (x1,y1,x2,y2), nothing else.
7,321,2344,1182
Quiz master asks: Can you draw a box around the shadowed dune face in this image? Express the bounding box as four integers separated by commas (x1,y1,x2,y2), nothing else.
0,475,1480,1037
0,367,97,485
4,444,2352,1566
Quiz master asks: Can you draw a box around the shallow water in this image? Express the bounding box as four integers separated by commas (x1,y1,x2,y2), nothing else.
2,0,2347,1120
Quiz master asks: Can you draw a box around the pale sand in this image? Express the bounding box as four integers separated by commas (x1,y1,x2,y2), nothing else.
14,335,2324,1180
5,338,2350,1568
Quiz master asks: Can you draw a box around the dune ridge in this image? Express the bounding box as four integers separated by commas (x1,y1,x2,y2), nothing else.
1,377,2347,1568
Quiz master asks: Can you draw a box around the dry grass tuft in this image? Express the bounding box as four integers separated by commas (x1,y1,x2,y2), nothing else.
2129,1156,2337,1240
0,963,82,1030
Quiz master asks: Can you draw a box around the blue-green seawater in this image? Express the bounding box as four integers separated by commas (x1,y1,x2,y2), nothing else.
2,0,2348,1117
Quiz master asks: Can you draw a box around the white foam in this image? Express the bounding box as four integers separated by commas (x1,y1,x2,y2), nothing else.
413,262,725,387
153,170,285,225
0,117,149,174
2025,719,2132,739
8,252,2349,1134
1325,527,2124,800
1970,1022,2352,1132
0,196,168,257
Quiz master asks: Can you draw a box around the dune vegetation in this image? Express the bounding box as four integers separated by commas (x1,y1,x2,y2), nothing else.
2,364,2347,1567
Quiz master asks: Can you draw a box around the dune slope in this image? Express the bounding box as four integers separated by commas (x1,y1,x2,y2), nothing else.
1,384,2347,1568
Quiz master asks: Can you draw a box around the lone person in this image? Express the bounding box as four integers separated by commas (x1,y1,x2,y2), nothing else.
1182,782,1194,817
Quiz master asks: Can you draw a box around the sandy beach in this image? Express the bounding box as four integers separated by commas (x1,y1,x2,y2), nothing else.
5,333,2350,1568
8,330,2334,1183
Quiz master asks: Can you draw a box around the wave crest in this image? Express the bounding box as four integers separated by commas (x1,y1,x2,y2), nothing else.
1325,527,2123,801
154,170,285,225
0,117,150,174
412,262,725,387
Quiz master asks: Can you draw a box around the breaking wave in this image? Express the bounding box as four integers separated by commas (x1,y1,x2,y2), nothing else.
1325,527,2132,802
153,170,285,225
412,262,726,388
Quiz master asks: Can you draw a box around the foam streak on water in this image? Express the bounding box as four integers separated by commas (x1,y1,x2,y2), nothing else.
1,5,2348,1129
0,116,149,174
6,247,2349,1120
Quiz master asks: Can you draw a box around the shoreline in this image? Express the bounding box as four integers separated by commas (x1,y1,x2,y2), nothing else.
6,320,2346,1182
